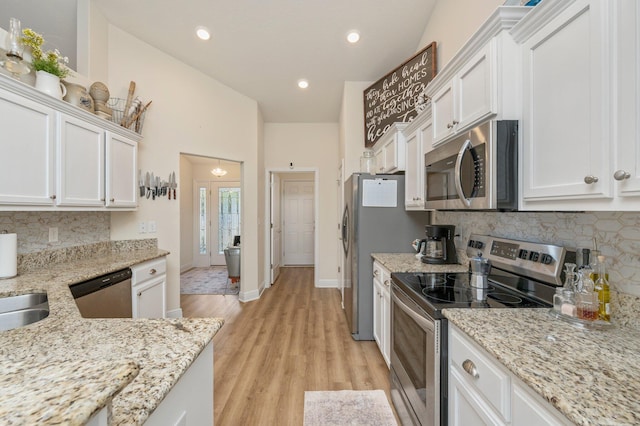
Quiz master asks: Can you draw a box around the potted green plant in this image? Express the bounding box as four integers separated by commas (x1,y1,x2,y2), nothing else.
20,28,71,98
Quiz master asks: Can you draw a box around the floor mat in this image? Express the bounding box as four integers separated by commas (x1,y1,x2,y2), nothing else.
303,390,397,426
180,266,239,295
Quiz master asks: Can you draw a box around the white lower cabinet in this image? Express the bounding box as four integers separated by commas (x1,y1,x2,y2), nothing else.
372,261,390,367
146,341,214,425
131,257,167,318
448,324,572,426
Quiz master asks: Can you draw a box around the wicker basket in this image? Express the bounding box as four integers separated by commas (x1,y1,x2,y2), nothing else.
107,98,146,134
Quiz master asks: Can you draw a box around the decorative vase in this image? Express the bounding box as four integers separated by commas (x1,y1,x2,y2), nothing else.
63,81,94,112
35,70,66,99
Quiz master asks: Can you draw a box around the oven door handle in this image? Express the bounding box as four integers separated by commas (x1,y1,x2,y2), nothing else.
392,288,434,332
454,139,472,207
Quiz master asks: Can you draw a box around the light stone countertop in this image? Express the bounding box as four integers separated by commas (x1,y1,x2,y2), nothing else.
0,247,224,426
371,252,469,274
444,309,640,426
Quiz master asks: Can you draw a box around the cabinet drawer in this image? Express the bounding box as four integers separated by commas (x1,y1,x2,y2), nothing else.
450,327,511,421
372,261,390,287
131,257,166,284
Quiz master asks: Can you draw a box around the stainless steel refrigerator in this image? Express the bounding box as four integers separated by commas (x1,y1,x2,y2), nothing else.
341,173,431,340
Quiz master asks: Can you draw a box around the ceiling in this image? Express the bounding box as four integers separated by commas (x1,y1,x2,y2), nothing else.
92,0,437,123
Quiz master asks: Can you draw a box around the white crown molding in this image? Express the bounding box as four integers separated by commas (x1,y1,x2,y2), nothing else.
426,6,531,96
510,0,581,43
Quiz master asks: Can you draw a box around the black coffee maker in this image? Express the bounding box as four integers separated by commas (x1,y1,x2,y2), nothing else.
421,225,458,264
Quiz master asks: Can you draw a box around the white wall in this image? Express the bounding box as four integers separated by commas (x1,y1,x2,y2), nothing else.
264,123,339,285
339,81,373,177
416,0,503,67
104,24,262,310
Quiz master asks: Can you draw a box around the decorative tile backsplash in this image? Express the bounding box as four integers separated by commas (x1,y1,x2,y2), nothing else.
0,212,110,253
435,211,640,296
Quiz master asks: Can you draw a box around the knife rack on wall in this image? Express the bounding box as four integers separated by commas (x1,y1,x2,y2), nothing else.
139,169,177,200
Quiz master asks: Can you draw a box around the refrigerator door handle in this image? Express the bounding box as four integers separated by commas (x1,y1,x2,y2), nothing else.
341,205,349,255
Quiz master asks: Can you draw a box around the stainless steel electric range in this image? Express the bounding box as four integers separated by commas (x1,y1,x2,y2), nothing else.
389,234,568,426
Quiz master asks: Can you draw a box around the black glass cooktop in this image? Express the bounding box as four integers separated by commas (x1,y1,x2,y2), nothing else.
391,271,552,318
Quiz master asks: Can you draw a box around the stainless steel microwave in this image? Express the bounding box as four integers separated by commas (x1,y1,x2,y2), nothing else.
424,120,518,210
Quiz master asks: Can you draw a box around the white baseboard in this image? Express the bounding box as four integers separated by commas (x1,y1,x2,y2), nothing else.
317,278,338,288
239,280,266,302
180,263,193,274
166,307,183,318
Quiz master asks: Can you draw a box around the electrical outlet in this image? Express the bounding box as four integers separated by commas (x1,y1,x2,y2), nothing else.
48,227,58,243
148,220,157,233
138,221,147,233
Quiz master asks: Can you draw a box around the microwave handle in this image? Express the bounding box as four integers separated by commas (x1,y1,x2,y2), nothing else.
454,139,472,207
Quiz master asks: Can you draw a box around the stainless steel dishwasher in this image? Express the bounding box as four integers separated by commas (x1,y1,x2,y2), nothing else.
70,268,133,318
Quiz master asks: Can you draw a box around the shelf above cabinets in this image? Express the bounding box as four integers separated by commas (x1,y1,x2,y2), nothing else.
0,74,141,211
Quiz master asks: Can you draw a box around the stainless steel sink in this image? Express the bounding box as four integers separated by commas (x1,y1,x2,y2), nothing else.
0,308,49,331
0,293,48,314
0,293,49,331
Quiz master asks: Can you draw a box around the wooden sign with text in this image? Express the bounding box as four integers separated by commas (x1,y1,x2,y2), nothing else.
363,42,437,147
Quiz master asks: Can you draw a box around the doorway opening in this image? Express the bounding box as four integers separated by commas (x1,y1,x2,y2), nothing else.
180,154,242,296
266,169,319,288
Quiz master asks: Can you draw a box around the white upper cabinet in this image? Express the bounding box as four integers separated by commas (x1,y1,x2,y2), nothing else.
403,107,433,210
614,0,640,199
0,74,141,211
372,123,408,174
512,0,640,210
106,132,138,208
427,7,528,147
57,114,105,207
0,90,56,206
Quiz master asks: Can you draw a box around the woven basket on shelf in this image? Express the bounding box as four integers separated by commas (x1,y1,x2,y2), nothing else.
107,98,146,134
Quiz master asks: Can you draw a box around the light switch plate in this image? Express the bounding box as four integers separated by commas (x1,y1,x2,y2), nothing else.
48,227,58,243
148,220,157,233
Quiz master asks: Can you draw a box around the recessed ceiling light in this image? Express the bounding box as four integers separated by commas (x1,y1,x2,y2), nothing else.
196,26,211,41
297,79,309,89
347,30,360,44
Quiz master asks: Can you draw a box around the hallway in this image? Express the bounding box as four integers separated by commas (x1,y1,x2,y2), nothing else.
181,267,391,425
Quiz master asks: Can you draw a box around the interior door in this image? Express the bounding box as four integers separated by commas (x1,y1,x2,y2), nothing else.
282,180,314,265
270,173,282,284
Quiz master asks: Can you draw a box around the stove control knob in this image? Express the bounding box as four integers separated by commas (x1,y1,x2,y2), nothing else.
518,249,529,259
529,251,540,262
540,253,554,265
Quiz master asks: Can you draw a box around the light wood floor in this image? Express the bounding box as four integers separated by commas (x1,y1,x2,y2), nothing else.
181,267,392,425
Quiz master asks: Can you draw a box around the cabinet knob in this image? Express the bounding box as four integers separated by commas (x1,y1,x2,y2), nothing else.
149,268,157,275
462,359,480,379
110,198,115,202
614,170,631,181
373,270,379,277
137,292,142,297
49,195,56,200
384,279,390,287
447,123,454,129
583,175,599,184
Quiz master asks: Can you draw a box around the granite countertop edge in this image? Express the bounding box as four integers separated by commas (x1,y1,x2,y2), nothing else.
371,252,469,274
443,308,640,426
0,245,224,426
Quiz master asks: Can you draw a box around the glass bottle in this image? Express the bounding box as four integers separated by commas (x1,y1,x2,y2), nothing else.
560,289,576,317
5,17,24,59
576,270,598,321
360,149,376,174
594,255,611,321
558,263,576,316
553,287,564,313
